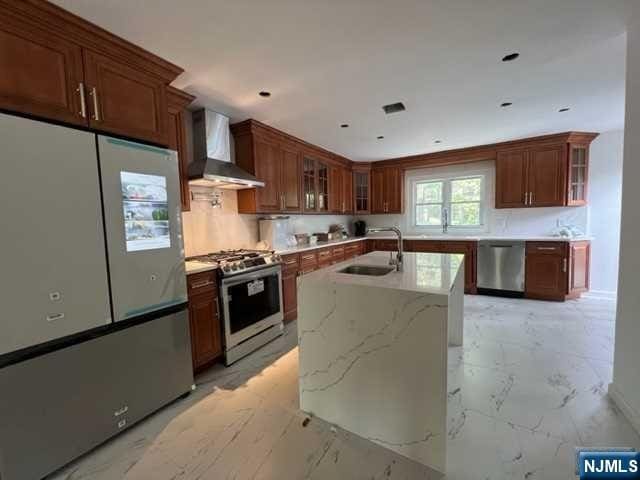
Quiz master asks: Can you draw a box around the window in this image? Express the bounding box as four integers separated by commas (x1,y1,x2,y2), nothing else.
413,175,485,229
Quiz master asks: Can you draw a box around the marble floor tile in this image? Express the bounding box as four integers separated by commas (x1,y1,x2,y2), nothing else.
48,295,639,480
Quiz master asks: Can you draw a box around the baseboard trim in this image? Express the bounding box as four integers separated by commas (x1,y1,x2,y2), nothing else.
584,290,617,300
608,382,640,435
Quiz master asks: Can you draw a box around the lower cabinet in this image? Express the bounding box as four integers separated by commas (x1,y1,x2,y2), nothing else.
281,253,300,323
525,241,590,301
280,240,368,322
187,271,222,371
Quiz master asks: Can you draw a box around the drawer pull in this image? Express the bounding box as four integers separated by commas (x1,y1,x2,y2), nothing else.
285,259,298,265
114,406,128,417
302,254,315,260
191,280,215,289
536,247,558,251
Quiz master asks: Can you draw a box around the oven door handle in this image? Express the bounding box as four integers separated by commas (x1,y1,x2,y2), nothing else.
221,265,282,287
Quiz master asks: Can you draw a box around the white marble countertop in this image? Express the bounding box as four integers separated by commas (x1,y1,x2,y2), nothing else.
185,261,218,275
300,251,464,296
275,236,367,255
367,234,592,242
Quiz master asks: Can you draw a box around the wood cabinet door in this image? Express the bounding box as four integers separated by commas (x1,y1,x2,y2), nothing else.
496,149,527,208
384,167,403,213
371,168,386,213
281,146,302,212
568,241,590,297
82,49,169,145
527,144,566,207
282,271,298,323
525,251,567,301
330,166,343,213
343,168,354,213
354,170,371,214
167,91,193,212
253,137,282,212
0,16,86,126
188,293,222,370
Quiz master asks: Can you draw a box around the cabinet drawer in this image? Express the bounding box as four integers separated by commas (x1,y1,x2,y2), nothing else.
373,239,398,251
187,270,217,297
317,247,333,267
281,253,300,273
299,251,318,274
526,242,565,255
344,243,361,259
331,246,345,263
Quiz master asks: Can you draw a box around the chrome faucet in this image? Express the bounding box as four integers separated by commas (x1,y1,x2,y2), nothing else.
367,226,403,271
442,207,449,234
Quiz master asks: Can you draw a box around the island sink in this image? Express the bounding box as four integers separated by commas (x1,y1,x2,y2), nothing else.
337,264,394,276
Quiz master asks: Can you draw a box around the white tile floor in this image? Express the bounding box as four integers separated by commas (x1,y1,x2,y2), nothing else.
50,295,639,480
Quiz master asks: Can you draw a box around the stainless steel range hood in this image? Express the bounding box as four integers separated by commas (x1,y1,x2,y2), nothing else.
188,109,264,189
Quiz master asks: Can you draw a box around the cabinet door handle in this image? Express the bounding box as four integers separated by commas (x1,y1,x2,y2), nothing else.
191,280,214,289
90,87,101,121
530,192,534,205
562,258,568,273
77,82,87,118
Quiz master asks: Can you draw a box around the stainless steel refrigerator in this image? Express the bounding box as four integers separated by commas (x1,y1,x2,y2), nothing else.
0,113,194,480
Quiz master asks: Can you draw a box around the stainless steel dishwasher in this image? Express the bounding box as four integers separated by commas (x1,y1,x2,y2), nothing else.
477,240,526,295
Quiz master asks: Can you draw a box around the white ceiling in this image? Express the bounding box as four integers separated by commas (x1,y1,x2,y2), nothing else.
53,0,628,161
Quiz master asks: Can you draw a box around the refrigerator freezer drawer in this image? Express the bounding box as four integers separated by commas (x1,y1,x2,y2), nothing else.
0,310,193,480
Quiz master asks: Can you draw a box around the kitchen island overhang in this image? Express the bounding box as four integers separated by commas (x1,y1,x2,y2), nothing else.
297,251,464,474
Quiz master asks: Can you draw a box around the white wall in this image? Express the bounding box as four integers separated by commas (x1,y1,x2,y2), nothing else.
610,7,640,434
587,130,624,297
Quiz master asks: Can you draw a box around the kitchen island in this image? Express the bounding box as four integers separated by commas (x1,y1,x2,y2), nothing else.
297,251,464,474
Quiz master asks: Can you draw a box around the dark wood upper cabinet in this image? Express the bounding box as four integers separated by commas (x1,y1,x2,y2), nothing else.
343,168,354,214
371,168,386,213
83,50,169,145
167,87,195,212
281,145,302,212
252,137,282,212
354,168,371,214
567,145,589,206
527,144,566,207
302,156,317,212
0,0,183,144
371,166,403,213
330,166,343,213
496,149,528,208
496,134,597,209
0,15,86,126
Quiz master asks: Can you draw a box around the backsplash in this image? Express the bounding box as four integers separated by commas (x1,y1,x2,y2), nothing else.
182,186,356,256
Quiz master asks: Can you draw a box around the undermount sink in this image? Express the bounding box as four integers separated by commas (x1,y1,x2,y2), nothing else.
338,264,395,276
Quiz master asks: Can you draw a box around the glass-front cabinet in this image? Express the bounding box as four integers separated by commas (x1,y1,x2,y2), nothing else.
303,157,316,211
303,156,330,212
354,170,370,214
568,145,588,206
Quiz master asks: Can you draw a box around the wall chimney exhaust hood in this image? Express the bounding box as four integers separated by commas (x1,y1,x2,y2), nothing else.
188,109,264,189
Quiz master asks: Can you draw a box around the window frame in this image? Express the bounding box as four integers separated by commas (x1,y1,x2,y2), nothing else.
410,172,488,233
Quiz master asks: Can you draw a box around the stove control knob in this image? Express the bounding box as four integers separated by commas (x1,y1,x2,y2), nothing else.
231,263,239,271
223,265,231,272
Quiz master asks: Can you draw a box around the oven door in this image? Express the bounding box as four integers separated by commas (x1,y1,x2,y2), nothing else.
220,265,283,347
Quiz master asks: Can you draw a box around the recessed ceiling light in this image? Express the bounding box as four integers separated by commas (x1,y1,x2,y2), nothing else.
500,102,513,107
258,91,271,97
434,140,442,144
382,102,406,114
377,136,384,140
502,52,520,62
340,124,349,128
558,107,570,112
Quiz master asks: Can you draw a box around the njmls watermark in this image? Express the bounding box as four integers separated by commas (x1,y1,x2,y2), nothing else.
576,447,639,479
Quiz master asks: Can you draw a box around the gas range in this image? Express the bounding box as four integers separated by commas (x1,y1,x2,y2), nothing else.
186,249,281,277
